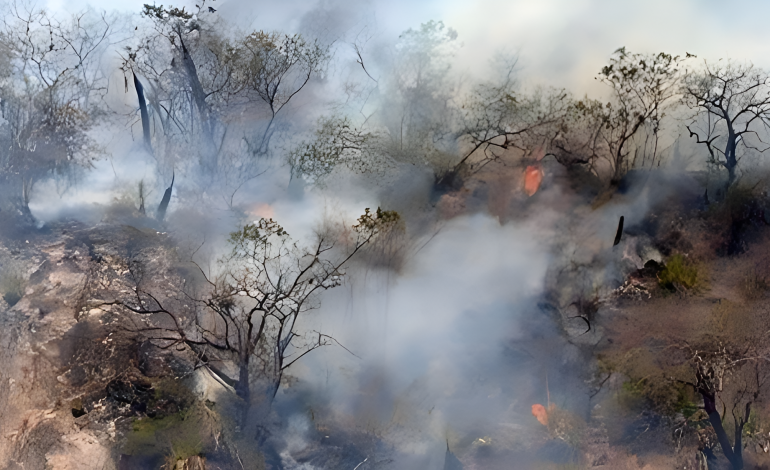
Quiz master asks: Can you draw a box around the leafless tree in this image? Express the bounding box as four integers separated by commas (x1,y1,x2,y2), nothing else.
198,208,399,405
106,208,401,430
126,3,328,197
683,61,770,188
552,49,687,185
678,343,769,470
439,77,570,189
0,3,115,220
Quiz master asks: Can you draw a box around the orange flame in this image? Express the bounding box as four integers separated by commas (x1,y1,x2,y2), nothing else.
524,165,543,197
531,403,548,425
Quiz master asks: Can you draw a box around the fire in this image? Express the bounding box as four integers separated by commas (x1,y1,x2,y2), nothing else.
531,403,548,425
524,165,543,197
531,403,556,426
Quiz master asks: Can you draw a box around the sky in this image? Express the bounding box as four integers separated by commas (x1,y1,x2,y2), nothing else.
44,0,770,96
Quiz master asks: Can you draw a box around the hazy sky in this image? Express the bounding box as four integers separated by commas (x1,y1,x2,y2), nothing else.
44,0,770,96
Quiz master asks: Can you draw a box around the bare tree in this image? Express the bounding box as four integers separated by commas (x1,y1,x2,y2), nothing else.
375,20,461,179
127,3,328,192
683,61,770,188
552,49,687,185
108,208,401,427
199,208,400,404
439,78,570,189
0,3,114,220
679,343,768,470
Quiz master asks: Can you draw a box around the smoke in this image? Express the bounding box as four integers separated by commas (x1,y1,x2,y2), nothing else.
246,208,577,467
8,0,756,467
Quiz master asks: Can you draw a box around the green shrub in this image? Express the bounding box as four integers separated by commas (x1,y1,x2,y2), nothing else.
122,379,217,461
657,254,700,292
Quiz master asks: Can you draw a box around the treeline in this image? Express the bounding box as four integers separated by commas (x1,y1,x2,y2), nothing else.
1,2,770,222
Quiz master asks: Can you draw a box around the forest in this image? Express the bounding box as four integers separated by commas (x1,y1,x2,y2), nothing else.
2,1,770,469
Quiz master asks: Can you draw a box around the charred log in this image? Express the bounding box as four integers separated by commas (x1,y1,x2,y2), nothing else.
156,171,174,221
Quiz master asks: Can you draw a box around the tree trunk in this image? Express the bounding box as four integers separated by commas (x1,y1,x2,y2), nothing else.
701,391,743,470
235,359,250,404
178,38,217,170
725,132,738,188
726,162,737,190
133,73,152,154
0,176,36,233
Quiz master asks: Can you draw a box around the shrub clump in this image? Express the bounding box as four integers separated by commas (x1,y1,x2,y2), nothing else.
657,254,700,293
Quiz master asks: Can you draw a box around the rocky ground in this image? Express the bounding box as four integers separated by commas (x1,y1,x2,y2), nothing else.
0,222,229,469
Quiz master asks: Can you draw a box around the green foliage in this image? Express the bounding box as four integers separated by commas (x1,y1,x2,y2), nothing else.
123,379,218,461
600,48,684,93
0,8,109,214
288,116,390,185
353,207,402,238
723,182,757,209
228,218,288,248
743,408,761,436
239,31,327,85
617,378,646,412
658,254,700,292
212,208,401,398
672,386,699,418
141,4,193,21
456,81,570,176
617,378,697,417
226,209,400,266
125,409,204,460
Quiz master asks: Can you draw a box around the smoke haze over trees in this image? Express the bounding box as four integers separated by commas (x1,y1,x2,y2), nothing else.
5,1,770,469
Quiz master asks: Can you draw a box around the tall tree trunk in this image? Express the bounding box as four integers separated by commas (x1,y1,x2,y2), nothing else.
133,73,152,154
235,355,252,430
0,175,35,231
701,391,743,470
725,132,738,188
177,37,217,170
235,358,250,404
726,161,737,189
